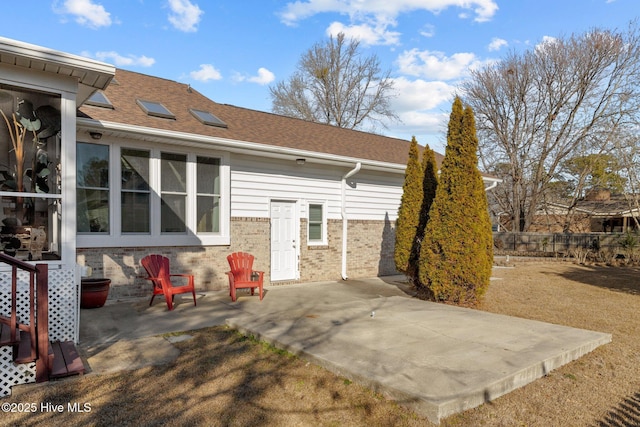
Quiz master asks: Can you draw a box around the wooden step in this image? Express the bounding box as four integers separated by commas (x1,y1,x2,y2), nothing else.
49,341,85,378
14,331,35,364
0,322,19,346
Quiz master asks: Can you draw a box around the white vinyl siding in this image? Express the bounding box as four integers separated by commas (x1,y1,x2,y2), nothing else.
231,155,341,218
231,155,403,222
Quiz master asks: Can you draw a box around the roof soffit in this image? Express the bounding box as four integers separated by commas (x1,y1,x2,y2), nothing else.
0,37,115,103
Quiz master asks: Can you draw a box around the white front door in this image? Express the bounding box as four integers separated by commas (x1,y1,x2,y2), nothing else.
270,201,297,281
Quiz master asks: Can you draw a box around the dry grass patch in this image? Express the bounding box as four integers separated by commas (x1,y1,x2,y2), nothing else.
2,328,426,426
442,263,640,426
2,262,640,426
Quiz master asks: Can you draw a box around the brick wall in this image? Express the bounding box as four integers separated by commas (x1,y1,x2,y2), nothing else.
299,219,342,282
346,219,398,277
77,216,399,301
76,217,271,300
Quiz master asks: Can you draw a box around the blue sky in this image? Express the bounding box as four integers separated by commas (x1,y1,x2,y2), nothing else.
1,0,636,153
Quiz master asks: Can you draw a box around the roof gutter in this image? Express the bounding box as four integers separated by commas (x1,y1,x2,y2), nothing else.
341,162,362,280
77,118,407,173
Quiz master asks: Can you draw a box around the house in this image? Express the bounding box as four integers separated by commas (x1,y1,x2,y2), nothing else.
0,35,502,393
0,35,508,301
0,35,507,300
74,67,444,299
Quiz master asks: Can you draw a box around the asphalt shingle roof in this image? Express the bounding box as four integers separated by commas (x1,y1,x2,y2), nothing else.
77,69,444,167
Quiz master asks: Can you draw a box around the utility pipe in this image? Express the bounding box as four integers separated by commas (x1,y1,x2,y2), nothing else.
484,180,499,191
341,162,361,280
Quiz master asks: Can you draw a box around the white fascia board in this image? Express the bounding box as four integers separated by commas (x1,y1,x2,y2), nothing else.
77,118,409,173
0,37,115,81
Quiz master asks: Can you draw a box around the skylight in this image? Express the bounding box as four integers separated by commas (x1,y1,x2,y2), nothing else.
136,99,175,119
189,109,227,128
85,90,113,109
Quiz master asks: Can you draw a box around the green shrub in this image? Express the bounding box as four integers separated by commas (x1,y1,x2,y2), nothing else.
418,97,493,305
394,137,423,274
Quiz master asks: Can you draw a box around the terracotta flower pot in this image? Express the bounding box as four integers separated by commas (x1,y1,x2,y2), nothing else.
80,278,111,309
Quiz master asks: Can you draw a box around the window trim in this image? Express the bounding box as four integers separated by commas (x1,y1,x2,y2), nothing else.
307,201,327,246
76,140,230,248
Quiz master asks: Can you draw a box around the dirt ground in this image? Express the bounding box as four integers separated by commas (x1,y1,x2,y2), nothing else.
2,261,640,426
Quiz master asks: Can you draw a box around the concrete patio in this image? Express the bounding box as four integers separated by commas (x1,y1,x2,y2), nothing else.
78,276,612,424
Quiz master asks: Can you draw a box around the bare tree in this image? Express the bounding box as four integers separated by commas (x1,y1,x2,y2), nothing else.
463,22,640,232
270,33,398,130
613,130,640,229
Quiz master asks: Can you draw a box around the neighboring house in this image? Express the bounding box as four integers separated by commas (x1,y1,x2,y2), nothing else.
529,188,640,233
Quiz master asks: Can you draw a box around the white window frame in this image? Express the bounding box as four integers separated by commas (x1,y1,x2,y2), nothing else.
307,201,327,246
76,139,230,248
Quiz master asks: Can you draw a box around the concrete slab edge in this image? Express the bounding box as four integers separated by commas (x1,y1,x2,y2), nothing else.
226,319,612,425
437,332,613,421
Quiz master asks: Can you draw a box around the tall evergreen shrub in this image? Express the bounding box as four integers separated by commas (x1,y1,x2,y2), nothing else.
418,97,493,305
406,145,438,283
394,137,423,274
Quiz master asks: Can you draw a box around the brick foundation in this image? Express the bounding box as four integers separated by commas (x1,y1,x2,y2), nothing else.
77,216,399,300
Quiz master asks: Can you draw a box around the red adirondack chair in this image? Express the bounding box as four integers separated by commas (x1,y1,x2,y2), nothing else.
226,252,264,302
141,254,197,311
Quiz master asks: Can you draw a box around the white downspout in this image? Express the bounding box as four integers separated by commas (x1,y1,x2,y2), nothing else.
484,180,498,191
341,162,362,280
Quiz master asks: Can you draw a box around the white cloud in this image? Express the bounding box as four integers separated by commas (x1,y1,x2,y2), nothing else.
167,0,203,32
420,24,436,38
535,35,558,53
391,77,456,112
279,0,498,26
91,51,155,67
540,35,558,45
488,37,507,51
396,48,482,80
249,68,276,85
233,68,276,85
326,21,401,45
385,75,468,151
60,0,112,28
189,64,222,82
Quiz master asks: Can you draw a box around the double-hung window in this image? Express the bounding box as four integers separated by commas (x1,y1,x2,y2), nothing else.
196,156,220,233
308,203,326,245
77,143,110,233
160,152,187,233
121,149,150,233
